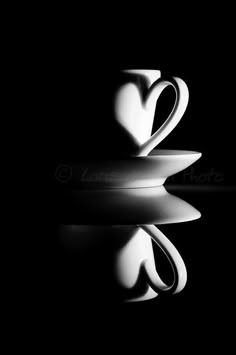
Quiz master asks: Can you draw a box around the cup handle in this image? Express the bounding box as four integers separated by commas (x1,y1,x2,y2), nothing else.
136,77,189,156
140,225,187,294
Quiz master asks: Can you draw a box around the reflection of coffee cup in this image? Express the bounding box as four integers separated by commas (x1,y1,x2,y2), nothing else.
59,224,187,302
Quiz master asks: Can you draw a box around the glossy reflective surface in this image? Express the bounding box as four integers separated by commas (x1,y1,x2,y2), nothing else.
51,185,235,310
20,182,236,351
49,184,202,302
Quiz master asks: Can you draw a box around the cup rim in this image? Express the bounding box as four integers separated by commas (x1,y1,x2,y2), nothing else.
121,69,161,74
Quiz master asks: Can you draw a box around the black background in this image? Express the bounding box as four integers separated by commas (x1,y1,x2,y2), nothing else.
16,9,236,351
32,17,235,187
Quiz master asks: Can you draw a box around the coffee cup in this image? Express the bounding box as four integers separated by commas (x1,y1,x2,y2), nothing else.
114,69,189,156
54,69,189,160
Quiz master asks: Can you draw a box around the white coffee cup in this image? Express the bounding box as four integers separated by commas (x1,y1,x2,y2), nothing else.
114,69,189,156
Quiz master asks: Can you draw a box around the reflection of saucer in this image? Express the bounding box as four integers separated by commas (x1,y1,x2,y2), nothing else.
66,150,201,188
59,185,201,224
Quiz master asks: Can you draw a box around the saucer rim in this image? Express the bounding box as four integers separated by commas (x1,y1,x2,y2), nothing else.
149,149,202,157
73,149,202,162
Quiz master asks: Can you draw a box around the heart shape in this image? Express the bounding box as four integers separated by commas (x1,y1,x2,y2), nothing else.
114,83,155,145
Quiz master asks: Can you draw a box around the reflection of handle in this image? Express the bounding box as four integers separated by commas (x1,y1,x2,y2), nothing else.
140,225,187,294
136,77,189,156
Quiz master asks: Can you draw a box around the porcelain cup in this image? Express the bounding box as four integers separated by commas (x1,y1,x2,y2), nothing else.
113,69,189,156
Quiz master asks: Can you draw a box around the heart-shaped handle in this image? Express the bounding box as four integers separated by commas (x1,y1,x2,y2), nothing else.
136,77,189,156
140,224,187,294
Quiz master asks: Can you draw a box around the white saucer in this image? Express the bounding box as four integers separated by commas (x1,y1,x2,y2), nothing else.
67,149,201,188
